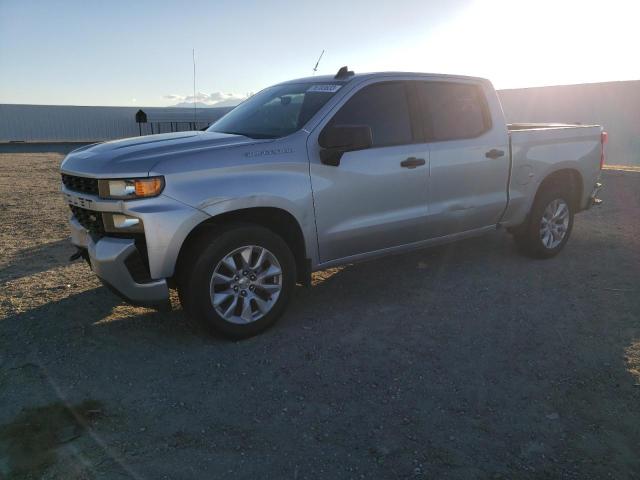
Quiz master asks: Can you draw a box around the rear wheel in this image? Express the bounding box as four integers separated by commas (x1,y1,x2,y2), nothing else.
177,225,296,338
513,188,574,258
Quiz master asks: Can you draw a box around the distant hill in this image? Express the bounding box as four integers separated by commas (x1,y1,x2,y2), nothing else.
170,98,244,108
170,102,211,108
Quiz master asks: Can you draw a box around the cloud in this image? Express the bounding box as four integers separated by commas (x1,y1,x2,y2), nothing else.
163,91,248,107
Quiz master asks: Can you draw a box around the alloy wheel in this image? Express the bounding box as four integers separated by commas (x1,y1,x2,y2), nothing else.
539,198,570,249
209,245,283,324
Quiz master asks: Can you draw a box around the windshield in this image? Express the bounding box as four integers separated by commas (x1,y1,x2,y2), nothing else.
207,83,342,139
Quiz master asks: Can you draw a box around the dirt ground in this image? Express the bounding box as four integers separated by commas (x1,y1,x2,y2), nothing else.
1,153,639,479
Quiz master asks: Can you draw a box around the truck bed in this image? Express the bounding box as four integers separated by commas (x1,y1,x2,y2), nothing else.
501,123,603,228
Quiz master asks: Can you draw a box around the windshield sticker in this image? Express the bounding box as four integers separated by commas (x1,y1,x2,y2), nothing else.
307,84,342,93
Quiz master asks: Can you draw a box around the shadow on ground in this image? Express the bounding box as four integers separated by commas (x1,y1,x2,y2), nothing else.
0,239,71,284
2,228,639,479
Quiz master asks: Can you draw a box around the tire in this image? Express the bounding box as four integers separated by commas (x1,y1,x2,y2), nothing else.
513,187,574,259
177,224,296,339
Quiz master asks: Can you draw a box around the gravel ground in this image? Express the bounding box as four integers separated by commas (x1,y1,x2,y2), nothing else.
1,153,639,479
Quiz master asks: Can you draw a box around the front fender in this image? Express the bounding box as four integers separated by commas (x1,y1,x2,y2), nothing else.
125,195,210,279
159,166,319,268
198,193,319,267
149,132,318,267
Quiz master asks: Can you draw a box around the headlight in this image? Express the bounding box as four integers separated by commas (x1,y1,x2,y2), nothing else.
98,177,164,200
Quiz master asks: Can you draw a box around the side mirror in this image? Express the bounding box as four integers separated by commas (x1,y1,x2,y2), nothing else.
318,124,373,166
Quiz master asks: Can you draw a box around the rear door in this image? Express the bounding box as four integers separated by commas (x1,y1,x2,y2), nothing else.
414,81,510,238
308,80,430,263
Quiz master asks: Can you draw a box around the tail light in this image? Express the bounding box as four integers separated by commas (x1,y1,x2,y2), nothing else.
600,131,608,169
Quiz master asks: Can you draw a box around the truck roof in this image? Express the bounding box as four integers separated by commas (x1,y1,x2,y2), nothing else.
278,71,490,86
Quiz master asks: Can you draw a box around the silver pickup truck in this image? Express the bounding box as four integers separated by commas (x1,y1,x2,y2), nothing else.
61,67,606,338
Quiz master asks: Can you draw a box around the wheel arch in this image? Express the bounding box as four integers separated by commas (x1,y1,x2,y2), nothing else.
172,207,311,286
508,167,583,235
534,168,584,212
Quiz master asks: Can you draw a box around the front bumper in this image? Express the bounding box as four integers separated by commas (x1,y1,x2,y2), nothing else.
70,217,170,309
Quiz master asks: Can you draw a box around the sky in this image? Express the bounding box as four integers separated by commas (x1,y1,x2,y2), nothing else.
1,0,638,107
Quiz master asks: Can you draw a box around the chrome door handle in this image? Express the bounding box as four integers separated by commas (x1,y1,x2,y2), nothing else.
400,157,426,168
485,149,505,159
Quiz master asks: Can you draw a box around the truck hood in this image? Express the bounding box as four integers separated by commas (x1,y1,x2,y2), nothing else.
60,131,258,177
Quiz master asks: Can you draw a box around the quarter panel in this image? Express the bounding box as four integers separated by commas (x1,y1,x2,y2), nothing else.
504,127,602,226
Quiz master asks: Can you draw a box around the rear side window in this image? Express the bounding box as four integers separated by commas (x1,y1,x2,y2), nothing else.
416,82,490,141
326,82,412,147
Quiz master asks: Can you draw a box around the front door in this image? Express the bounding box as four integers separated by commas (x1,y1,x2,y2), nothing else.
308,81,430,263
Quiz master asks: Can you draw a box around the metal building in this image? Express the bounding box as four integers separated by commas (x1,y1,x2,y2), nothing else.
1,80,638,166
498,80,640,166
0,104,232,143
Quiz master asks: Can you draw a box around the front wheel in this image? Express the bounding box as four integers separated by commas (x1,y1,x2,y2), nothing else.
513,189,574,259
177,225,296,338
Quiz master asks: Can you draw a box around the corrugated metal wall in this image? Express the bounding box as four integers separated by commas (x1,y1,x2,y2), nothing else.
0,104,232,143
1,80,638,166
498,80,640,166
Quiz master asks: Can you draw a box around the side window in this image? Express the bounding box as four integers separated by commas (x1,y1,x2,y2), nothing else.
326,82,413,147
417,82,490,141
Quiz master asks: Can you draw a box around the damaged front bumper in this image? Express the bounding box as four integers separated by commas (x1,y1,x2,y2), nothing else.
69,217,170,310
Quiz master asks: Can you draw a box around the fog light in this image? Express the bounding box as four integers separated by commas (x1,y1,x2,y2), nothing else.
113,214,140,228
103,213,144,233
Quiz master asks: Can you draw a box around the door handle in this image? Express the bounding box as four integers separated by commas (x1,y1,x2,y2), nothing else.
400,157,426,168
485,149,505,159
